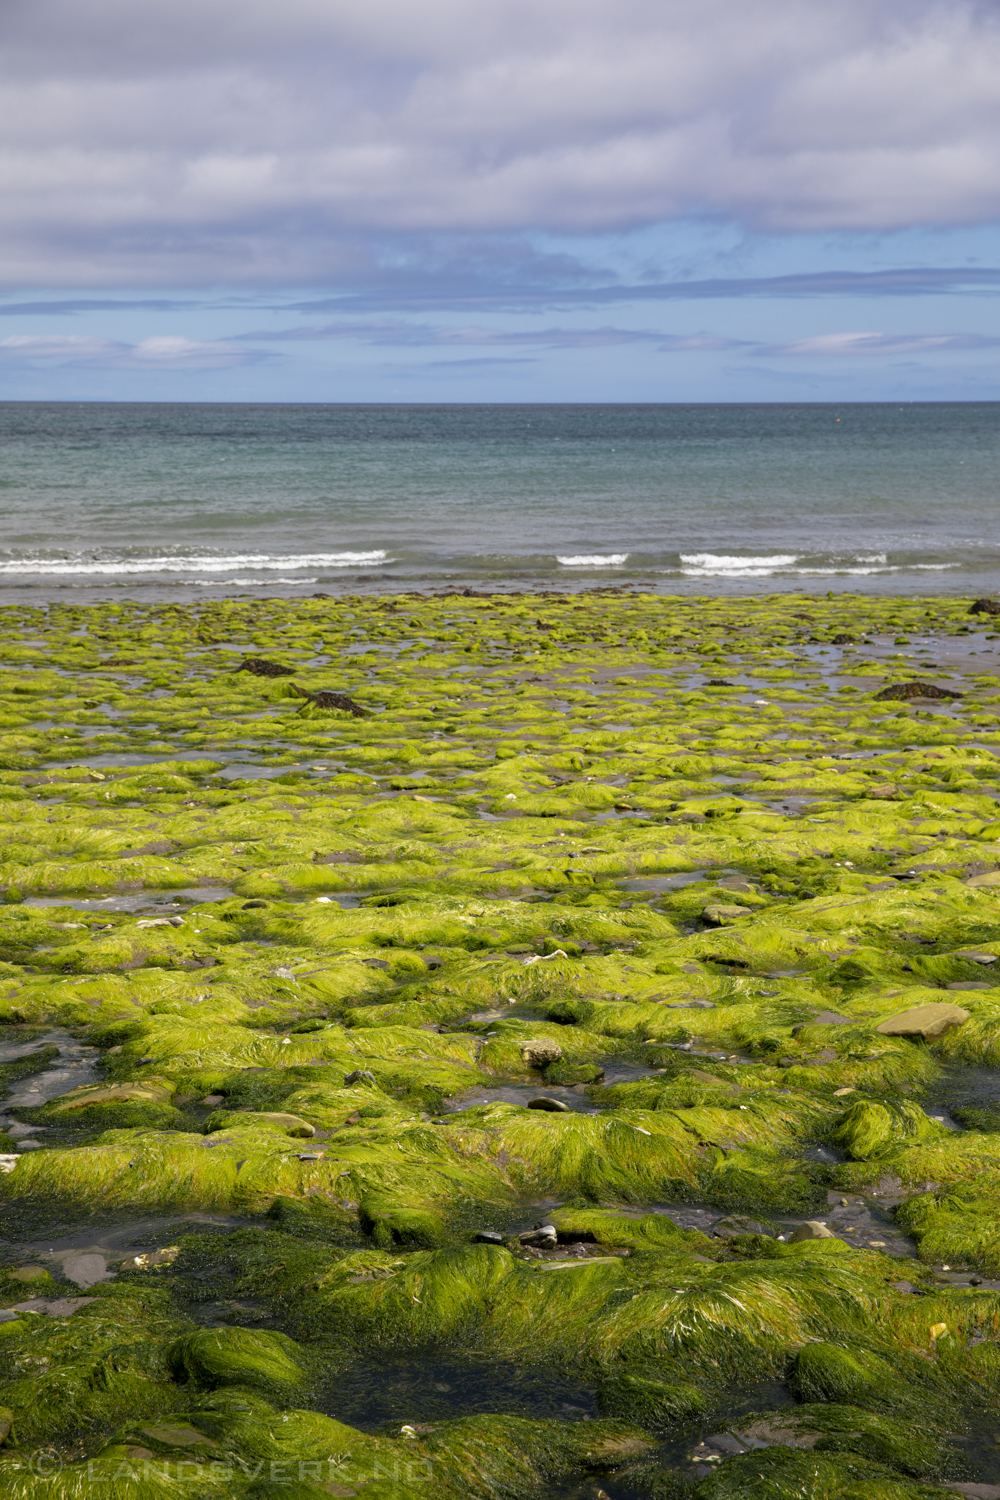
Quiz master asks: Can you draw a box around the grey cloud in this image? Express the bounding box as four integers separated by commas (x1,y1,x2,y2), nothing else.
2,0,1000,284
234,320,746,350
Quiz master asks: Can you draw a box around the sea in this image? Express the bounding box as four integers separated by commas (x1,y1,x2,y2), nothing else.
0,401,997,605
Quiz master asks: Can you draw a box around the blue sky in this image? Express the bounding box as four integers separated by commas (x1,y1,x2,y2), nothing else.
3,0,1000,402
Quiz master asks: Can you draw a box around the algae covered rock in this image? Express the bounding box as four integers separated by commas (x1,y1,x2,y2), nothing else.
832,1099,939,1159
167,1326,308,1394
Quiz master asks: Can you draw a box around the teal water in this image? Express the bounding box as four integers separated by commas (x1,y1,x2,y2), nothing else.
0,401,997,601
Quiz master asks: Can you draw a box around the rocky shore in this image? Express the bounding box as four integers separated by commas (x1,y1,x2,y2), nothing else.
0,588,999,1497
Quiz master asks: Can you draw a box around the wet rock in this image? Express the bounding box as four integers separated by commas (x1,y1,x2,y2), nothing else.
294,686,368,717
519,1224,557,1248
200,1093,225,1106
473,1230,505,1245
9,1265,50,1283
875,1002,970,1039
0,1312,18,1325
121,1247,180,1271
527,1096,571,1112
14,1139,43,1151
712,1215,775,1239
874,680,963,701
941,1486,1000,1499
788,1220,836,1244
831,633,855,644
520,1039,563,1067
236,657,295,677
344,1070,377,1085
946,981,994,990
968,598,1000,616
890,1279,917,1293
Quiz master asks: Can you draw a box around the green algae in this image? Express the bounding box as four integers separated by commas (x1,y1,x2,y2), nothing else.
1,591,1000,1493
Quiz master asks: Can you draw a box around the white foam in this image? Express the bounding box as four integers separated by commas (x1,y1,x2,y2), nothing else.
556,553,629,567
0,551,387,577
680,553,798,574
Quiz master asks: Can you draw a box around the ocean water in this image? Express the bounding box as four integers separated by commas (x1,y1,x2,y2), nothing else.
0,401,997,603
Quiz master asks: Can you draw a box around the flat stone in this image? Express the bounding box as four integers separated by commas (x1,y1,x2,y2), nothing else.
789,1221,836,1244
954,952,998,964
876,1003,971,1039
946,981,994,991
200,1093,225,1106
0,1310,19,1324
940,1486,1000,1499
473,1230,505,1245
11,1296,97,1315
890,1280,917,1293
62,1253,110,1288
15,1139,44,1151
527,1096,571,1112
9,1266,49,1282
964,871,1000,887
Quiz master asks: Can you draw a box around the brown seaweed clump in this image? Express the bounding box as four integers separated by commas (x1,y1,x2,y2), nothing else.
874,679,963,701
236,657,296,677
969,597,1000,615
295,685,368,716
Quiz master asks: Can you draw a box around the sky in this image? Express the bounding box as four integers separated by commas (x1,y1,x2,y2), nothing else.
3,0,1000,402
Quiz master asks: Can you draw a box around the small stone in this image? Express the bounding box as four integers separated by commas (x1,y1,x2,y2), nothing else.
788,1221,836,1244
474,1230,505,1244
890,1280,916,1293
946,981,993,991
519,1224,557,1247
876,1002,970,1040
200,1094,225,1106
15,1139,44,1151
520,1039,563,1066
527,1096,571,1112
702,903,750,925
0,1311,18,1324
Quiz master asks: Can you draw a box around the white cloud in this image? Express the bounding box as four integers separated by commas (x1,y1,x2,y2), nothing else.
0,333,262,367
769,330,1000,356
1,0,1000,283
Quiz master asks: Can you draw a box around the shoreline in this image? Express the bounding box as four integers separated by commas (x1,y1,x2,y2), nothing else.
0,588,999,1496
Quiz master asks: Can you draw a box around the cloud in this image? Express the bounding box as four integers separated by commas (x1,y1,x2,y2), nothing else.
3,0,1000,283
0,334,264,368
234,319,744,350
767,330,1000,356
